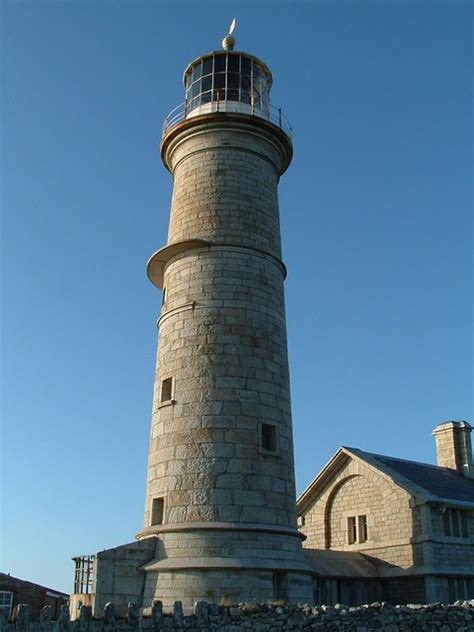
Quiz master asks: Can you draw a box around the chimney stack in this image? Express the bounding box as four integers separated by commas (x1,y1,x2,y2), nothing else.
432,420,473,478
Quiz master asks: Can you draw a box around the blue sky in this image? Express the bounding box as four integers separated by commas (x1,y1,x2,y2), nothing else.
1,1,472,593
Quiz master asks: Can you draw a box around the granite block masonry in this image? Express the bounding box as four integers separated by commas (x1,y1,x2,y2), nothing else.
70,33,313,614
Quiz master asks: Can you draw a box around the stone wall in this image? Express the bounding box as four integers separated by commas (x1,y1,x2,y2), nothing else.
4,600,474,632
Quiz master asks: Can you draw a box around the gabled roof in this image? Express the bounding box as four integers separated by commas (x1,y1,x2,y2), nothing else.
297,446,474,512
350,449,474,505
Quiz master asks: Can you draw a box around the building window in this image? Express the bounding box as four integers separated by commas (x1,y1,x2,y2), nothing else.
161,288,166,306
273,572,289,601
348,516,357,544
348,515,368,544
160,377,173,403
151,497,164,526
358,514,368,543
448,576,474,601
443,508,470,538
260,423,277,453
0,592,13,619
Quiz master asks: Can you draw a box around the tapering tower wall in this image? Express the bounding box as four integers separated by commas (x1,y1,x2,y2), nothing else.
137,48,313,608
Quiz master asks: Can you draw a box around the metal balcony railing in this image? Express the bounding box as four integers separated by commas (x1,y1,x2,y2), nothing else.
162,92,292,139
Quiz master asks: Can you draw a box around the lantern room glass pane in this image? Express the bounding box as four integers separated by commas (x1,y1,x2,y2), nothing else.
214,54,226,72
193,62,202,81
202,75,212,92
228,54,239,72
227,73,239,90
202,56,213,76
227,89,239,102
214,73,225,89
241,90,251,105
241,56,251,76
201,91,212,104
241,75,250,93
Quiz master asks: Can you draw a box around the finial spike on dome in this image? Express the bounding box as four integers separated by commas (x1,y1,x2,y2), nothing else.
222,18,236,51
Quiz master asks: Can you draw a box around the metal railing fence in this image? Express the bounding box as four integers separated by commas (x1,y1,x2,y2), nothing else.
162,91,292,138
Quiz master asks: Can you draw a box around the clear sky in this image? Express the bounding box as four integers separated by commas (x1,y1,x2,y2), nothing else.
1,0,472,594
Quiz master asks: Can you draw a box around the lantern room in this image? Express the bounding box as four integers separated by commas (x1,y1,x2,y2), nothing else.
183,50,272,118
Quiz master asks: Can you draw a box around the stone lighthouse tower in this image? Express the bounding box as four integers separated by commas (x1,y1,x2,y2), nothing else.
134,26,312,607
71,26,312,614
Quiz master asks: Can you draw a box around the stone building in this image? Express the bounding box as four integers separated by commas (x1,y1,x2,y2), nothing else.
297,421,474,605
71,29,313,615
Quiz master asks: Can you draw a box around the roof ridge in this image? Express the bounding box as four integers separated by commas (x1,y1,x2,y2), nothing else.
349,447,456,472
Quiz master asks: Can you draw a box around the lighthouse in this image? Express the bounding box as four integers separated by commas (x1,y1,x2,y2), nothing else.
71,25,313,613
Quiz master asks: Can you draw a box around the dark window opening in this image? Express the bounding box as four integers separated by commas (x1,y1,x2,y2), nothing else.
273,572,289,601
161,288,166,306
151,497,164,526
443,508,470,538
0,592,13,619
448,576,474,601
261,423,277,452
358,514,368,543
348,515,367,544
160,377,173,402
348,516,357,544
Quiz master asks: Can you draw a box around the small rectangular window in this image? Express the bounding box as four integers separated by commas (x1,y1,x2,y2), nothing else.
443,508,469,538
161,288,166,306
160,377,173,403
443,511,451,536
452,509,461,536
0,592,13,618
358,515,368,543
261,423,277,452
348,517,357,544
151,498,164,526
273,572,289,600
